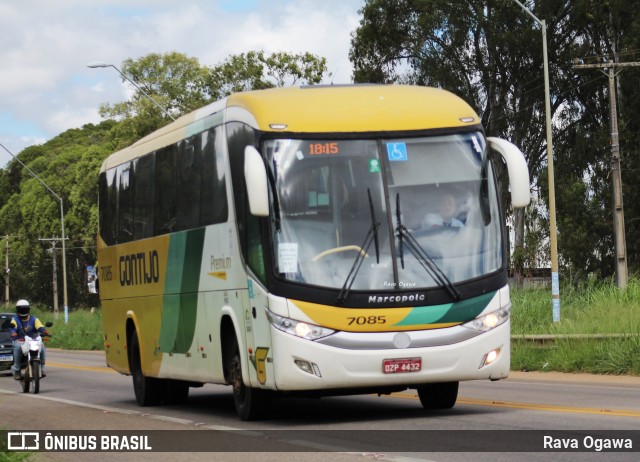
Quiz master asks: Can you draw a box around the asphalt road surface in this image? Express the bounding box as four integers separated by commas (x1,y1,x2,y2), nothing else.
1,349,639,462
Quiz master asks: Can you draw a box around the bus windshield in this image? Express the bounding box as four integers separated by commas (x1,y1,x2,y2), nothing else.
264,132,503,293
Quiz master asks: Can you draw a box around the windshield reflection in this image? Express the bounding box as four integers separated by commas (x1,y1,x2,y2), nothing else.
264,133,503,293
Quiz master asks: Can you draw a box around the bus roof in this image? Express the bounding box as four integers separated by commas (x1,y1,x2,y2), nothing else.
101,85,480,172
228,84,479,133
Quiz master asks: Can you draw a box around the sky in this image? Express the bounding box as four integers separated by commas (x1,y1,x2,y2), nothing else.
0,0,364,168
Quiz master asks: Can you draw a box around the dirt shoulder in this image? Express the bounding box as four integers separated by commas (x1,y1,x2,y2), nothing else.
508,370,640,386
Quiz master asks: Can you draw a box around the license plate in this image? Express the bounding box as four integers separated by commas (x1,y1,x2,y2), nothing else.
383,357,422,374
0,355,12,361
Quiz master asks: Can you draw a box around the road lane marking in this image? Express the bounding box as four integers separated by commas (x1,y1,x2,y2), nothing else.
391,392,640,417
42,360,640,418
47,361,117,373
0,388,424,461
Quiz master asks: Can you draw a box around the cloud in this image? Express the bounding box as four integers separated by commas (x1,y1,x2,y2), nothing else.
0,0,363,167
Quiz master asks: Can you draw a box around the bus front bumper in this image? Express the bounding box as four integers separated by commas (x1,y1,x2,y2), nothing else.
270,321,510,391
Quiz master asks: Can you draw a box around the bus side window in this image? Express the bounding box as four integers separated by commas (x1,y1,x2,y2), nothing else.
99,169,118,246
154,145,177,235
227,122,266,284
117,162,134,243
176,136,201,231
133,154,155,240
200,126,228,226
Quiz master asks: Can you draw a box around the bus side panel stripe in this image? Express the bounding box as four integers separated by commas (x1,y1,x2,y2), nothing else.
159,294,180,352
435,291,497,324
158,229,206,354
159,233,187,352
175,228,206,352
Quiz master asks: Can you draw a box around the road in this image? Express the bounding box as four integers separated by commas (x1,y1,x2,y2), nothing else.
0,349,639,462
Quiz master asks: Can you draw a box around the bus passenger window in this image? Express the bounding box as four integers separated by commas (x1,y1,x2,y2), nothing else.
133,154,155,240
154,145,177,235
176,137,201,231
200,126,228,226
117,162,134,243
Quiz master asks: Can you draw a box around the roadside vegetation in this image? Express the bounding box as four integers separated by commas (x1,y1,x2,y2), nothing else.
511,278,640,375
29,307,103,351
15,278,639,375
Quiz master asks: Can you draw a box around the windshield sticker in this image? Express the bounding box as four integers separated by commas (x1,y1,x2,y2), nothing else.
369,159,381,173
387,142,408,161
471,135,482,153
278,243,299,273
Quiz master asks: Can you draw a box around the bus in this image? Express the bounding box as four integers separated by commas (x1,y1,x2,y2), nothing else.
97,84,529,420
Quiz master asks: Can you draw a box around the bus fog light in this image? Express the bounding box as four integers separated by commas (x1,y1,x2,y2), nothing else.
480,348,500,368
294,359,321,377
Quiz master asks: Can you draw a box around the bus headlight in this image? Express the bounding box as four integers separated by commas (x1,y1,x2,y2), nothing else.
462,306,510,332
266,310,335,340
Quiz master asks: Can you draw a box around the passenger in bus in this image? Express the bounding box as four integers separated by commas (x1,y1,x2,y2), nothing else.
422,192,464,229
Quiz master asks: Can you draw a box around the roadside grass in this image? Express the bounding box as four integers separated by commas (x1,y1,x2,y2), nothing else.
511,278,640,375
15,277,640,375
29,307,103,351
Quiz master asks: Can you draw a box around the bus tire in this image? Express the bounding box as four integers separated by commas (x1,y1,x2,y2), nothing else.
228,340,270,421
21,371,30,393
32,362,40,394
130,332,164,406
417,382,459,410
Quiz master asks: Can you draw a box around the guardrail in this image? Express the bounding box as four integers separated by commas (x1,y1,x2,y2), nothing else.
512,333,638,345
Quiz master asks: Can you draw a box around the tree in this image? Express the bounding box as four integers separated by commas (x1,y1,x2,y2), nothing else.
0,122,116,307
99,52,211,121
99,50,330,143
350,0,640,282
1,49,331,307
208,50,329,97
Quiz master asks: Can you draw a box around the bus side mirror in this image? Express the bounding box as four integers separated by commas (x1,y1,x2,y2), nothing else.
487,137,530,208
244,146,270,217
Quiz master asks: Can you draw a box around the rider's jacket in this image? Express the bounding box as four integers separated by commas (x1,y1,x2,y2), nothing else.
10,315,46,341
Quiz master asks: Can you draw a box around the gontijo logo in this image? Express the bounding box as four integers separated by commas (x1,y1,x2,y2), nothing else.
119,250,160,286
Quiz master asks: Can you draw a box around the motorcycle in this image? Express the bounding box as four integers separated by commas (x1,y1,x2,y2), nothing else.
16,323,52,394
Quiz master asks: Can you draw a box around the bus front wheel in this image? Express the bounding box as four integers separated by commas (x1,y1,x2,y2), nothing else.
228,341,271,421
417,382,459,410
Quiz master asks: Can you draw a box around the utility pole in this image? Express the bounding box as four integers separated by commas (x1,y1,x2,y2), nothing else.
574,60,640,288
39,237,65,318
4,235,9,307
512,0,560,321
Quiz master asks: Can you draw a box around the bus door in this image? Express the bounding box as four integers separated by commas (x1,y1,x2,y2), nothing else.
243,278,275,388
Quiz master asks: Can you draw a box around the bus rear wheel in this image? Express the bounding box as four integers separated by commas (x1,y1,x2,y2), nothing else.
130,332,164,406
228,341,271,421
417,382,459,410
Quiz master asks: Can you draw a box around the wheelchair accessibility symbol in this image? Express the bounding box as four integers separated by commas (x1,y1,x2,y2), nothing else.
386,143,408,161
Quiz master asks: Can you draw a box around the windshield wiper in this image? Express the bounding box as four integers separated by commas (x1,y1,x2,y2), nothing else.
368,188,380,264
396,193,404,268
337,188,380,304
267,160,281,232
395,193,460,301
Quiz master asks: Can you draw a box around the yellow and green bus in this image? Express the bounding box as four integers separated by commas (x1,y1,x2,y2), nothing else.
98,84,529,420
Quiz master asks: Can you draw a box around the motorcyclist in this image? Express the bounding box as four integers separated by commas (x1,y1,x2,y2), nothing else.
10,299,51,380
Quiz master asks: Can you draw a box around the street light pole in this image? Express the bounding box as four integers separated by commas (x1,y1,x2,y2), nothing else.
0,142,69,323
512,0,560,321
87,62,176,121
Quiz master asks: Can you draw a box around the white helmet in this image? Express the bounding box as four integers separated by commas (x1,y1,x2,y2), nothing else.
16,299,30,318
